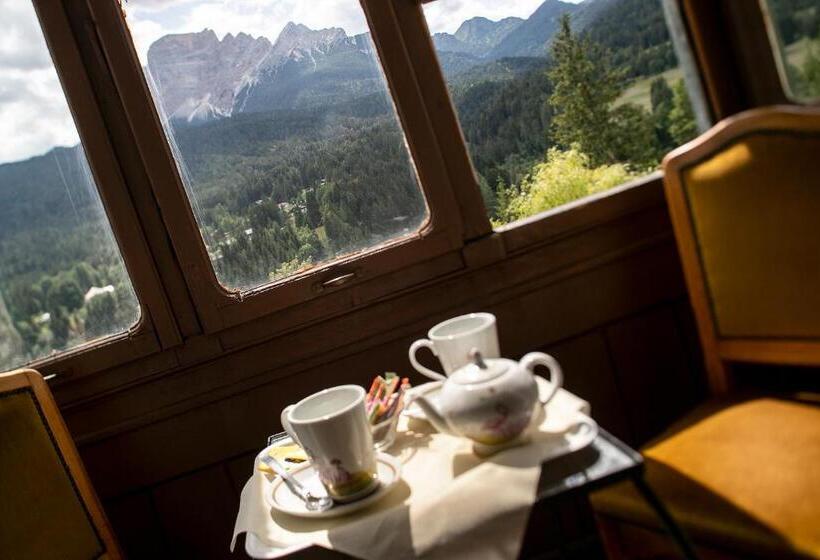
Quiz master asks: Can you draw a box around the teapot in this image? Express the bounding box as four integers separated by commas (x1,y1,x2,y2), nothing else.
411,349,563,452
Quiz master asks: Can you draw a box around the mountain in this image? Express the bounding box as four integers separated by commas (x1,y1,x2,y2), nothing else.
147,23,381,123
487,0,581,58
432,16,523,58
147,29,272,123
234,31,381,114
142,0,675,125
579,0,679,78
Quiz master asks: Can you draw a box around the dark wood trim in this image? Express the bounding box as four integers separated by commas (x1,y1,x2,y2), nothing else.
678,0,748,119
52,0,202,340
497,174,667,255
385,0,494,241
723,1,788,107
11,0,199,381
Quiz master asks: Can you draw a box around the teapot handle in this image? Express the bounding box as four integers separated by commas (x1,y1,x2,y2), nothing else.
520,352,563,405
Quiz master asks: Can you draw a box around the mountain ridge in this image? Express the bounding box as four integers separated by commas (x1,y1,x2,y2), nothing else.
147,0,594,124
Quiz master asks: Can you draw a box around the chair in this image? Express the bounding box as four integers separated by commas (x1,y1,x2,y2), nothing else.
0,369,122,560
591,106,820,559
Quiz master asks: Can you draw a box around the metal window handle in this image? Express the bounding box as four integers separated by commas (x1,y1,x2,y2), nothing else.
321,272,357,289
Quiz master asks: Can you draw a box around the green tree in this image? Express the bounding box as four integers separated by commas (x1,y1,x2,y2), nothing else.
497,148,634,225
650,77,675,150
72,262,99,292
549,14,659,168
610,104,661,168
304,188,322,229
47,275,84,313
85,292,118,339
795,33,820,98
549,14,621,167
668,80,698,146
50,308,70,348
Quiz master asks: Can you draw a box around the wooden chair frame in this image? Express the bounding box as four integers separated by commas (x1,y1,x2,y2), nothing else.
0,369,122,559
663,105,820,394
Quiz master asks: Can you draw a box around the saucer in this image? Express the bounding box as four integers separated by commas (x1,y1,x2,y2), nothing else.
266,452,401,519
404,375,557,420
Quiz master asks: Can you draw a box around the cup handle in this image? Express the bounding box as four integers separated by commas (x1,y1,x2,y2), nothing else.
521,352,563,405
280,405,301,448
409,338,447,381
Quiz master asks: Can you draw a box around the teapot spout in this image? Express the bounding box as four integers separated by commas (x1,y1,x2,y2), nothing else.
412,396,453,435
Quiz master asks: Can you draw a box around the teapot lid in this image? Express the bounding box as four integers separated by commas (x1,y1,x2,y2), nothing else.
450,349,510,384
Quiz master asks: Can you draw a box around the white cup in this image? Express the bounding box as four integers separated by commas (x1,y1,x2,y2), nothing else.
409,312,500,381
280,385,378,502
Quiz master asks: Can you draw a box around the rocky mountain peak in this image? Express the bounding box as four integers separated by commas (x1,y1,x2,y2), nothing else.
270,21,347,60
147,29,272,123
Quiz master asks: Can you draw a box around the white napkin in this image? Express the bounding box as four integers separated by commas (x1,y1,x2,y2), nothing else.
232,387,594,559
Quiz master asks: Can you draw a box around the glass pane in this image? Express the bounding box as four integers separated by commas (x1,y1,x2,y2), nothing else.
423,0,704,226
123,1,428,291
762,0,820,101
0,2,140,371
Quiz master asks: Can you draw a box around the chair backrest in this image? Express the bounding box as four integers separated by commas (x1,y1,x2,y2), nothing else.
0,369,121,560
664,106,820,394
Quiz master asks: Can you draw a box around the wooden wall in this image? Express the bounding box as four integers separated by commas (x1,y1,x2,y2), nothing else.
60,181,707,559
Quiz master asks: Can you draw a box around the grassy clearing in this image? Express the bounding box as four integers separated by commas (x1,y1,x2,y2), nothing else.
615,67,683,109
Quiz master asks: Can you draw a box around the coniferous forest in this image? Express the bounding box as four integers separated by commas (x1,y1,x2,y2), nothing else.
1,0,818,370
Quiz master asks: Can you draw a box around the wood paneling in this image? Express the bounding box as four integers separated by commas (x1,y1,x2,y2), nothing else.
152,465,239,560
106,492,167,559
605,306,706,444
543,333,632,442
59,181,705,558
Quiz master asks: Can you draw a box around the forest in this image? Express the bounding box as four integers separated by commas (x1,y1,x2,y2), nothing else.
1,0,819,370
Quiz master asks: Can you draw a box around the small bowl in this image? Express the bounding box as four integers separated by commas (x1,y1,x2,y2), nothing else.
371,413,400,450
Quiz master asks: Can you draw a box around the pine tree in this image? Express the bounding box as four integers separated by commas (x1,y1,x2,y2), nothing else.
668,80,698,146
548,14,621,167
650,77,675,151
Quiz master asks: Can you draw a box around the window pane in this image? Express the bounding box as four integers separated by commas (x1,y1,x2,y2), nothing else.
423,0,704,226
123,2,428,291
762,0,820,101
0,2,140,371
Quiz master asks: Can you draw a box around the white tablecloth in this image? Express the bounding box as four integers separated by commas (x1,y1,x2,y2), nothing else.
231,387,595,559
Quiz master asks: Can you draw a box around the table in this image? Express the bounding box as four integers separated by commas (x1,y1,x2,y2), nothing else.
247,429,698,559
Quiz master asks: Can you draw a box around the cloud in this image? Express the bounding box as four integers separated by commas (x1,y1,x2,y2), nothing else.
0,0,78,164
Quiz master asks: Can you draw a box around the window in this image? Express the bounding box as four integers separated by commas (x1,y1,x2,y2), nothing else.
0,1,139,372
761,0,820,102
422,0,704,226
122,1,428,291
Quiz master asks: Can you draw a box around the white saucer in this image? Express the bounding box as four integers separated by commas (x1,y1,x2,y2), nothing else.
266,452,401,519
404,375,558,420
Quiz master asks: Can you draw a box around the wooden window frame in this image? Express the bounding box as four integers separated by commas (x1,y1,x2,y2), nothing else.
75,0,490,335
12,0,723,395
23,0,184,382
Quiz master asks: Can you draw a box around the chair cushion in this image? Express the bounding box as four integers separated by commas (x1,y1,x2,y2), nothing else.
682,133,820,338
591,398,820,559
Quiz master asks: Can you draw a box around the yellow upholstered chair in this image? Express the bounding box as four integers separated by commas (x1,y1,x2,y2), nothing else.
0,369,122,560
591,107,820,559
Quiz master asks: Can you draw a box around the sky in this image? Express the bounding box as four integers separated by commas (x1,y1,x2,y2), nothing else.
0,0,583,164
0,0,83,164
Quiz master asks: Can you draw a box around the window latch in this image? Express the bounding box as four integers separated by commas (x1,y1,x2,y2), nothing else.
319,271,358,290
